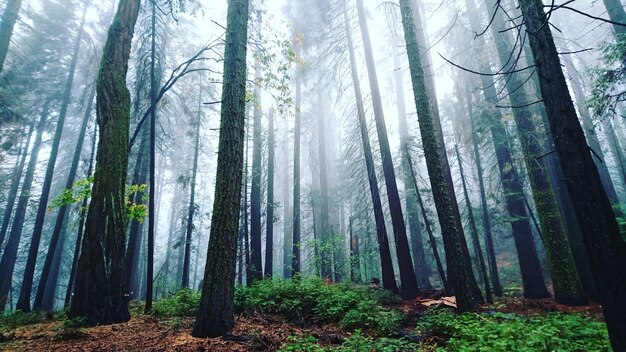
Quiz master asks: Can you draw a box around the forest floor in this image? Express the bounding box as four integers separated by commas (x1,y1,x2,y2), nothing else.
0,278,613,351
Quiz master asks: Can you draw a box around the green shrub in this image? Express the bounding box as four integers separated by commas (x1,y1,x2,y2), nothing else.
235,278,403,335
152,288,200,317
52,316,86,340
0,310,46,329
279,330,419,351
417,309,611,351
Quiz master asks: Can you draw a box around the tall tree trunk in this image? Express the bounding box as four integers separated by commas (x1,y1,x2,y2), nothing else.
282,129,292,279
0,0,22,75
349,216,361,282
519,0,626,348
192,0,249,337
455,144,493,303
68,0,140,326
250,57,263,282
182,90,202,288
317,97,332,279
489,5,586,306
356,0,418,299
17,3,89,312
602,0,626,37
343,3,397,292
0,122,34,249
264,108,275,278
392,32,432,290
399,0,482,310
409,0,480,300
465,89,503,297
0,101,49,310
35,84,96,311
65,124,98,308
463,0,550,300
291,61,302,275
125,128,148,299
145,0,158,312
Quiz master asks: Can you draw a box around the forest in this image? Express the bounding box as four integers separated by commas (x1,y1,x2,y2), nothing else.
0,0,625,350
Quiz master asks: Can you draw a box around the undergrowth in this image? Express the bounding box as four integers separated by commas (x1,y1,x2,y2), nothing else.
235,278,403,335
151,288,200,317
416,309,611,351
279,330,420,351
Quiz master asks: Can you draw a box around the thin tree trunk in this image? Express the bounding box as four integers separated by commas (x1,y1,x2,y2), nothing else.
343,3,397,292
317,97,332,279
145,0,157,312
35,83,96,311
69,0,140,326
0,0,22,75
18,3,89,312
455,144,493,303
519,0,626,347
250,57,263,282
264,108,275,278
356,0,418,299
192,0,249,337
65,123,98,308
182,89,202,288
349,216,361,283
0,122,34,249
0,101,49,310
291,60,302,275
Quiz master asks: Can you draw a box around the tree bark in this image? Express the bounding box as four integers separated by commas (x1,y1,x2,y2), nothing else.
518,0,626,348
250,57,263,282
192,0,249,337
68,0,140,326
291,59,302,275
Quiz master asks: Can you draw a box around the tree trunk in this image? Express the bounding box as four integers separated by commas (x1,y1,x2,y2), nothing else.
356,0,418,299
182,90,202,288
35,83,96,311
291,59,302,275
264,108,275,278
392,32,432,290
317,96,332,279
282,128,292,279
0,101,49,310
399,0,482,311
17,3,89,312
602,0,626,37
343,3,397,292
192,0,249,337
145,0,158,312
0,0,22,75
455,144,493,303
349,216,361,283
0,122,34,249
68,0,140,326
465,89,503,297
463,0,550,300
250,58,263,282
65,124,98,308
519,0,626,348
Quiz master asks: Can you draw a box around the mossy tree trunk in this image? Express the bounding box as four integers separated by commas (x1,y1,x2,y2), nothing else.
399,0,482,311
489,4,586,306
464,0,550,300
518,0,626,348
192,0,249,338
68,0,141,326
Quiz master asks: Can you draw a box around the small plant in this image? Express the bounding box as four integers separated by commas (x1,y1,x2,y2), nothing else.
52,316,86,340
152,288,200,317
0,310,46,330
279,331,419,351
